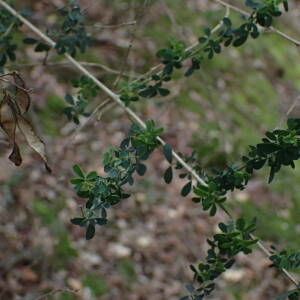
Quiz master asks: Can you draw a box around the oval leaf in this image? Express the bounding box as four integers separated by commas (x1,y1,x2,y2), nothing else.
86,223,95,240
163,144,173,164
73,164,85,178
181,181,192,197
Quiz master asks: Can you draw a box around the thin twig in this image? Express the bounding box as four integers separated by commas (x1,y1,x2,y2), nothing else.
34,288,79,300
250,234,299,286
10,61,138,78
58,98,112,154
140,5,230,80
277,95,300,128
90,21,137,29
160,0,186,41
113,0,150,86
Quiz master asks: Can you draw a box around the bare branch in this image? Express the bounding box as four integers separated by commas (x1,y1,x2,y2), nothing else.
34,288,79,300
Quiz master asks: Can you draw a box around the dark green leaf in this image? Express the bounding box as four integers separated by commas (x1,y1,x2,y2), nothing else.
236,218,245,230
70,178,84,184
233,35,248,47
136,163,147,176
86,223,95,240
34,43,51,52
95,218,107,225
164,166,173,184
210,204,217,216
185,285,195,293
287,118,300,130
224,259,235,269
65,93,74,104
23,37,37,44
158,88,170,96
163,144,173,164
71,217,86,225
276,290,298,300
218,222,227,233
86,171,98,180
181,181,192,197
73,164,85,178
257,143,280,155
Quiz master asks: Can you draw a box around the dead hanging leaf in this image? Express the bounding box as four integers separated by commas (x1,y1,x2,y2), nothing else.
13,71,31,114
0,93,22,166
0,72,51,172
17,116,51,172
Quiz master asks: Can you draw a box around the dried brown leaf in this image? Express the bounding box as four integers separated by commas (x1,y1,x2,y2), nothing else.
13,71,31,115
17,115,52,173
0,72,51,172
0,94,22,166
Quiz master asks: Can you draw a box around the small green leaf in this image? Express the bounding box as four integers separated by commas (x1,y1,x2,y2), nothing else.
65,93,74,104
23,37,37,44
181,181,192,197
86,171,98,180
158,88,170,96
71,218,86,226
185,285,195,293
198,36,207,43
95,218,107,225
34,42,51,52
218,222,227,233
224,258,235,269
276,290,298,300
233,35,248,47
163,144,173,164
257,143,280,155
164,166,173,184
86,223,95,240
136,163,147,176
209,204,217,216
236,218,245,230
70,178,84,184
287,118,300,130
73,164,85,178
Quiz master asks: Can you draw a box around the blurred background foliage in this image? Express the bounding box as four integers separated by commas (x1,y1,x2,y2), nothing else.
0,0,300,299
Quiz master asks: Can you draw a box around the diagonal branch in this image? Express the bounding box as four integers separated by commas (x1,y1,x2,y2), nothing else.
0,0,206,186
1,0,298,288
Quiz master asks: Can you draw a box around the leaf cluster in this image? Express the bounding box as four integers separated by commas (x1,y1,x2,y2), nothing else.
119,0,289,105
0,6,24,71
192,166,250,216
0,72,51,171
53,0,90,56
70,120,163,239
270,248,300,270
63,76,100,124
243,118,300,183
182,218,257,300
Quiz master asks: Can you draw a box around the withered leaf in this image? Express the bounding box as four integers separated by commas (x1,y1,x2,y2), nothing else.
12,71,31,114
17,115,52,173
0,93,22,166
0,72,51,172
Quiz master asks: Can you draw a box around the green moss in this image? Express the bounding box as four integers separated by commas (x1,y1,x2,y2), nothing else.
32,197,65,225
82,274,108,297
119,259,136,283
54,233,77,260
